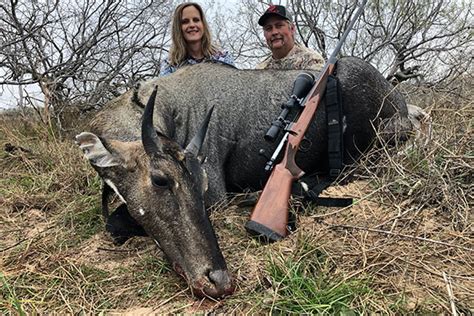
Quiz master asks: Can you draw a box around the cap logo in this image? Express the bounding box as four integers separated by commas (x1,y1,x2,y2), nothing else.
268,5,278,13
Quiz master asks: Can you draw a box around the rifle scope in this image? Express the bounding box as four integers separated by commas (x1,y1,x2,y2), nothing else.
264,72,315,142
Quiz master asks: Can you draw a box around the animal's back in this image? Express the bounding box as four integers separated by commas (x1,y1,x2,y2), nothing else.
141,59,409,192
92,59,409,196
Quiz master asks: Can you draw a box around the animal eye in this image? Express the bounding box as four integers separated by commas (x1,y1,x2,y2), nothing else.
151,175,170,189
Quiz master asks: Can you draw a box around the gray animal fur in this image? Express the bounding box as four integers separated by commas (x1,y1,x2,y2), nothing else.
90,57,411,205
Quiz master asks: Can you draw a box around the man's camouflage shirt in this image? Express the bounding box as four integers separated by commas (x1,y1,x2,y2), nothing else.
256,43,325,71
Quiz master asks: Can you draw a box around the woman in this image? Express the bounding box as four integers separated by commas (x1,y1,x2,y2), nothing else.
159,2,235,77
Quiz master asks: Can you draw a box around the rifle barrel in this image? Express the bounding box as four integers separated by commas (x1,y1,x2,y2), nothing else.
328,0,368,64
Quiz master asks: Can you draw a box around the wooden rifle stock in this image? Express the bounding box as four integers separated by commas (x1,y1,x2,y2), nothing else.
246,0,367,243
245,164,295,240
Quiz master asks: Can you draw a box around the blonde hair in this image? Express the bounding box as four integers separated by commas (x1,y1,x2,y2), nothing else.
169,2,218,66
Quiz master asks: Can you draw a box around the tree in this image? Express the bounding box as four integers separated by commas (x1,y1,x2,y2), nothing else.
0,0,175,122
361,0,472,85
1,0,471,125
211,0,472,85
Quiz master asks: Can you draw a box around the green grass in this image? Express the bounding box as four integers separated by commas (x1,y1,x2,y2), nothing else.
62,196,103,242
263,248,370,314
3,263,118,313
132,255,176,299
1,273,26,315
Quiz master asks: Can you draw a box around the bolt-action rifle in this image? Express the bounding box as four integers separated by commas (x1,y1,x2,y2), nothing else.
246,0,368,243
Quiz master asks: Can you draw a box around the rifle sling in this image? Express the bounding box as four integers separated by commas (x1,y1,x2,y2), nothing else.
296,75,353,207
326,75,344,179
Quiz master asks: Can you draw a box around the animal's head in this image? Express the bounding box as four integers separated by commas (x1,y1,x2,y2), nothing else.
76,87,234,298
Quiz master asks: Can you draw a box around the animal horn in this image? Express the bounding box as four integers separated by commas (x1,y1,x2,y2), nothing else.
141,86,162,155
185,106,214,157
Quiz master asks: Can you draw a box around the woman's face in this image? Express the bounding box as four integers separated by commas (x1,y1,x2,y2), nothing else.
181,5,204,45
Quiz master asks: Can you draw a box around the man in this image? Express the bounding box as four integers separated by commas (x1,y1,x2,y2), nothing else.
256,5,325,71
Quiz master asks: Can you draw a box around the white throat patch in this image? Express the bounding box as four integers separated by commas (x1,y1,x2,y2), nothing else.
104,179,127,204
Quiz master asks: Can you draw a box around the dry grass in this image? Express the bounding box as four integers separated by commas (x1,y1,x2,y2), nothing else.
0,80,472,314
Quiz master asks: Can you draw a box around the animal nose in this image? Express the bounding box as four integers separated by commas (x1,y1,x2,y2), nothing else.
192,269,235,298
208,269,235,297
209,269,231,287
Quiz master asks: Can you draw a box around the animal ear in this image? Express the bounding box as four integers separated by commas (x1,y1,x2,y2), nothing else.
75,132,120,167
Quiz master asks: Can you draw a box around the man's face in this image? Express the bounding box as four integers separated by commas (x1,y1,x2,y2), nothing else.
262,16,295,55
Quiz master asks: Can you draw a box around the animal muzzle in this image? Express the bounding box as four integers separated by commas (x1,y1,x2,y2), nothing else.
190,269,235,298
